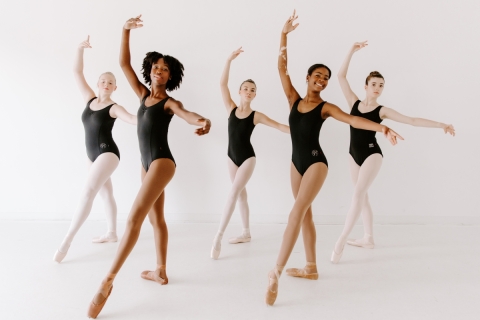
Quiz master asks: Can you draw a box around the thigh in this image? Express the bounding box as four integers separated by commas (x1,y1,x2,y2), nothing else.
349,155,361,185
290,162,302,199
295,163,328,207
85,153,119,190
230,157,256,189
227,157,239,183
355,154,383,191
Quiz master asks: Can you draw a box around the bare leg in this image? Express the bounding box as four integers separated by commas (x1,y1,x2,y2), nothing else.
211,157,256,259
90,159,175,307
332,154,382,262
266,163,328,305
54,153,119,262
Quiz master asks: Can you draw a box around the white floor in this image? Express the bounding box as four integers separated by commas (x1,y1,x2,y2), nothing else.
1,221,479,320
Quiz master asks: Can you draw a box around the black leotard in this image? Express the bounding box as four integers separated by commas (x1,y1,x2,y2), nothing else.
137,95,175,172
81,97,120,162
349,100,383,166
289,98,328,176
227,107,256,167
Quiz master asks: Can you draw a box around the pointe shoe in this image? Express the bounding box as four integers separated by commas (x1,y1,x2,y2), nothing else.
53,245,70,263
141,266,168,285
228,234,251,244
286,267,319,280
210,237,221,260
92,233,118,243
265,268,280,306
87,284,113,319
347,236,375,249
331,246,344,264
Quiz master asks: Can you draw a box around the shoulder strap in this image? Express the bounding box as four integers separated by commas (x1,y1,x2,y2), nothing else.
87,97,97,107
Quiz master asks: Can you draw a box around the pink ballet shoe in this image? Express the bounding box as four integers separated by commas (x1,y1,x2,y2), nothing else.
228,234,251,244
286,266,318,280
210,236,221,260
141,265,168,285
87,283,113,319
265,268,280,306
53,245,70,263
92,233,118,244
347,235,375,249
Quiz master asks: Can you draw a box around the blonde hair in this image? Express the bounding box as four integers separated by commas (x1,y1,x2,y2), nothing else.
98,72,116,82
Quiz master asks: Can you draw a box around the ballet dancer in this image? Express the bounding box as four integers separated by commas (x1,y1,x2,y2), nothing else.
53,36,137,263
265,11,403,306
210,47,290,259
87,15,211,318
331,41,455,263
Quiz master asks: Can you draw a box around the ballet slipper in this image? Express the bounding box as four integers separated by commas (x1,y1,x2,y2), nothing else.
228,233,251,244
141,265,168,285
346,235,375,249
331,242,345,264
265,268,281,306
87,276,114,319
92,232,118,243
286,263,318,280
53,245,70,263
210,236,221,260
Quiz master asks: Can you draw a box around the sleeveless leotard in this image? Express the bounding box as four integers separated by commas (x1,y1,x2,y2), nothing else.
227,107,256,167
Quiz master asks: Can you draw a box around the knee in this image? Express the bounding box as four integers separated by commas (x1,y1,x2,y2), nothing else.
80,187,98,201
238,191,248,203
353,188,368,201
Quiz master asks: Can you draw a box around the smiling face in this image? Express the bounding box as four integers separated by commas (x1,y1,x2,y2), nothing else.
97,73,117,94
238,81,257,102
307,67,330,92
365,77,385,98
150,58,171,87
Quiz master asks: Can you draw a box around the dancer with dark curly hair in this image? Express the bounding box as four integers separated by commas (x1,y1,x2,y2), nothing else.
53,35,137,263
87,15,211,318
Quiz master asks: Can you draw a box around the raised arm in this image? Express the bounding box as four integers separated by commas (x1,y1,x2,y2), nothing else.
323,103,403,145
110,104,137,125
220,48,243,113
278,10,301,108
254,112,290,134
119,15,149,100
380,107,455,136
73,36,95,103
167,99,211,136
337,42,367,109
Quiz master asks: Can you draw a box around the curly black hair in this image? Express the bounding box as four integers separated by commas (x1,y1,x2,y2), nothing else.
141,51,184,91
307,64,331,79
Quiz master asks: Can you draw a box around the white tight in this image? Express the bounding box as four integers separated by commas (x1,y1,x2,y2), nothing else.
217,157,256,234
335,154,382,253
59,153,119,252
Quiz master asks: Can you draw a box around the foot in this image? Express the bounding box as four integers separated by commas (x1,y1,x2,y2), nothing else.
286,263,318,280
265,268,281,306
87,277,114,319
92,232,118,244
210,236,222,260
347,235,375,249
53,245,70,263
228,233,251,244
141,265,168,285
331,240,346,264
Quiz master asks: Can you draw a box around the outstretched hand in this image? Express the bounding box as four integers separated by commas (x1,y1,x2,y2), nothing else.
443,124,455,136
79,35,92,49
228,47,244,61
382,126,404,145
195,118,211,136
124,15,143,30
351,41,368,53
282,9,299,34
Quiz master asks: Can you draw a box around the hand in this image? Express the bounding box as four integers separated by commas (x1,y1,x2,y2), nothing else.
228,47,244,61
195,118,211,136
79,35,92,49
441,124,455,136
282,9,299,34
124,15,143,30
382,126,404,145
351,41,368,53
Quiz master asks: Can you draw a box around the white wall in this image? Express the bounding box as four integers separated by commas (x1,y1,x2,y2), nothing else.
0,0,478,224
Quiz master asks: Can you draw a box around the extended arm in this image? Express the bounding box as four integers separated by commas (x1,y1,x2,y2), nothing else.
324,103,403,145
111,105,137,125
119,15,149,100
220,48,243,113
337,42,367,108
278,11,301,107
381,107,455,136
168,100,211,136
73,36,95,103
255,112,290,134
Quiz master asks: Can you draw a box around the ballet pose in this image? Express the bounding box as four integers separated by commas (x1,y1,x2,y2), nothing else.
211,47,290,260
87,15,211,318
265,12,403,306
53,36,137,263
331,41,455,263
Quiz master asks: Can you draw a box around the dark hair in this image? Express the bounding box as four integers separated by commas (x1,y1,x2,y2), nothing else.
141,51,184,91
239,79,256,90
366,71,384,85
307,64,331,79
